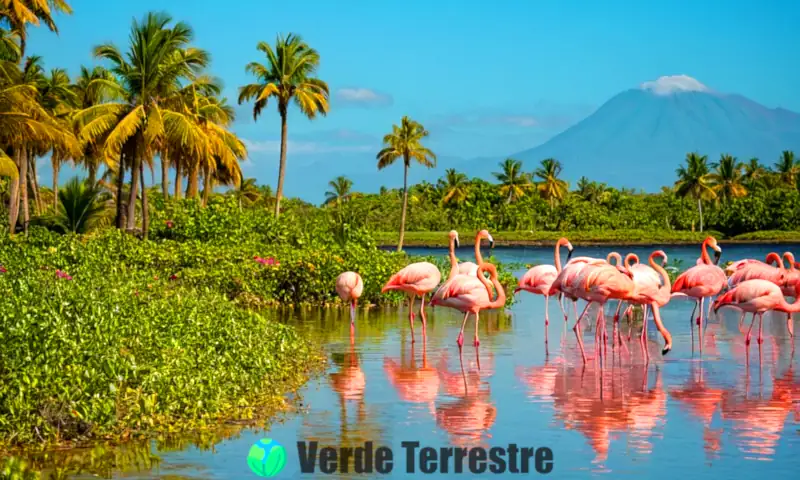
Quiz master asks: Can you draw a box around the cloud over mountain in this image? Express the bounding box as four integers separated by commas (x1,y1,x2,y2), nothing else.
640,75,710,95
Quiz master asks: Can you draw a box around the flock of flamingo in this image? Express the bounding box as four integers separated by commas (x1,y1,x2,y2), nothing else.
335,232,800,363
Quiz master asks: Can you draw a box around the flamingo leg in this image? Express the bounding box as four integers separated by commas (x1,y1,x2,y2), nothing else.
788,312,795,339
474,311,481,347
419,293,428,338
757,312,764,345
601,306,608,359
641,305,650,362
409,294,417,343
627,305,635,341
349,300,356,340
544,295,550,349
558,293,567,321
745,313,758,346
738,311,746,330
572,300,579,324
574,302,593,364
457,311,469,348
698,298,705,352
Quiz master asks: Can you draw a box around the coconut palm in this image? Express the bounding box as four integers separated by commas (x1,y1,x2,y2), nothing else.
76,12,210,236
773,150,797,187
709,154,747,203
439,168,469,207
71,65,118,187
324,176,354,207
675,152,716,232
238,34,329,217
534,158,568,210
0,27,20,62
493,158,531,204
376,116,436,251
33,176,108,233
230,177,260,209
0,0,72,58
743,157,766,189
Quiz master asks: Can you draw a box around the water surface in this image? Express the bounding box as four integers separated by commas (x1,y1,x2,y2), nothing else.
9,243,800,478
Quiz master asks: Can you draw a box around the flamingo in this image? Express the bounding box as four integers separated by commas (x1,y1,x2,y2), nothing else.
713,278,800,345
606,251,632,335
623,252,673,357
548,250,608,323
430,262,507,348
671,236,727,347
456,229,494,276
567,259,635,363
728,252,786,288
514,237,573,344
725,252,780,275
336,271,364,340
780,252,799,297
382,261,442,343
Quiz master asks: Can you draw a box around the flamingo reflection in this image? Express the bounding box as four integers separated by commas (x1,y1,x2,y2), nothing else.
383,341,440,417
669,362,725,459
435,348,497,447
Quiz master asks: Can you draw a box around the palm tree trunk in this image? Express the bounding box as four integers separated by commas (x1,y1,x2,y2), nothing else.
201,167,211,207
8,149,21,233
173,159,183,200
161,154,169,202
51,158,60,212
186,161,199,199
274,109,288,218
87,161,97,187
697,198,704,232
126,156,140,231
28,154,41,215
115,154,126,229
20,146,29,234
141,159,148,239
398,158,409,252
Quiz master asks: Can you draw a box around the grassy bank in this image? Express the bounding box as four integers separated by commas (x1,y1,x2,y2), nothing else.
375,230,800,247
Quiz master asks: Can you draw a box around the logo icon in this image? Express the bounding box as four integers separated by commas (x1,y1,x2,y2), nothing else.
247,438,286,477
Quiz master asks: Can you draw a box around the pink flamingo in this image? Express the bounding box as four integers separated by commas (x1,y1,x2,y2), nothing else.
725,251,781,274
514,237,573,344
780,252,799,297
382,261,442,343
566,259,635,363
430,263,507,348
548,250,608,323
728,252,786,288
713,278,800,345
456,230,494,276
336,271,364,340
671,236,727,346
623,252,673,356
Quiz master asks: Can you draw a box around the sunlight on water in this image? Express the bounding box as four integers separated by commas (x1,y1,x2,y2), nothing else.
8,243,800,478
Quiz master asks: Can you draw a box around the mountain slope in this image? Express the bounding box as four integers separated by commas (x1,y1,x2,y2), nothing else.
510,85,800,190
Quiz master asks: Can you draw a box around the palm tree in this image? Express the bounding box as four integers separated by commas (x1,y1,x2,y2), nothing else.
534,158,568,210
709,154,747,203
0,0,72,58
493,158,531,203
229,177,260,209
743,157,766,189
376,116,436,251
76,12,210,236
238,34,329,218
674,152,716,232
71,65,118,187
324,176,354,207
34,176,107,233
440,168,468,206
773,150,797,187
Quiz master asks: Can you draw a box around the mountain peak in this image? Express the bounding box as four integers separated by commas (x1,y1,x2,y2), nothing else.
639,75,710,96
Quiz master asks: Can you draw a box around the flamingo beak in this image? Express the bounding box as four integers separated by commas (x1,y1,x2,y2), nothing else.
566,248,574,262
487,233,495,249
454,237,460,249
662,345,671,356
713,250,722,265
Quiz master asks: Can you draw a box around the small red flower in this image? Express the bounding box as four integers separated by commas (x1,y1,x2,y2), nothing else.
153,275,159,280
0,266,6,274
166,220,174,229
169,274,178,281
55,269,72,281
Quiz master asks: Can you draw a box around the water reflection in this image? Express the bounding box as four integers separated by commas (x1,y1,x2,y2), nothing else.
435,349,497,448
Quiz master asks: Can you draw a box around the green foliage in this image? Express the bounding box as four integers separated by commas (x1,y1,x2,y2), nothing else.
30,177,109,234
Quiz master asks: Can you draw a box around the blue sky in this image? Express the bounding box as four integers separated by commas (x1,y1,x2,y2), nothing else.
26,0,800,196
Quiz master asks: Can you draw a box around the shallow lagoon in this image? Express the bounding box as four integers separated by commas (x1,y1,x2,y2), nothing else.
7,243,800,478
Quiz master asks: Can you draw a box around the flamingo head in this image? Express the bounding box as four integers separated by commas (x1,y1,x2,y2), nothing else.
478,229,495,249
707,237,722,264
449,230,460,249
650,250,668,268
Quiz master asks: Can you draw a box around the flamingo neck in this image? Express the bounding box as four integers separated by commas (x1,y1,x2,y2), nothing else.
624,253,638,271
448,236,459,280
474,233,485,265
783,253,795,272
555,238,567,273
766,252,784,271
649,254,671,292
780,293,800,313
477,264,506,309
607,252,621,266
700,238,712,264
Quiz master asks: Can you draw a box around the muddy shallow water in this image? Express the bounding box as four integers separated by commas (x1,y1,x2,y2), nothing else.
7,243,800,478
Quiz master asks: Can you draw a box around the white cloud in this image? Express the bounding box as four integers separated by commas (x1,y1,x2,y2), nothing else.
495,115,539,127
242,138,372,155
640,75,710,95
335,87,393,107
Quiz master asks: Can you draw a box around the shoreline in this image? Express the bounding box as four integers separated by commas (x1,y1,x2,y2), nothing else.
374,231,800,248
